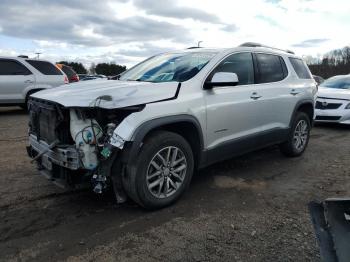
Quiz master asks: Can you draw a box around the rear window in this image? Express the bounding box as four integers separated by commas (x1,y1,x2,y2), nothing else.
61,65,76,78
289,58,312,79
26,60,62,75
256,53,287,83
0,59,32,75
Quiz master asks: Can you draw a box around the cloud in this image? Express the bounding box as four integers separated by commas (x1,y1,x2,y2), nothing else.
292,38,330,48
255,14,281,28
221,24,239,32
118,43,175,57
0,0,193,47
132,0,221,23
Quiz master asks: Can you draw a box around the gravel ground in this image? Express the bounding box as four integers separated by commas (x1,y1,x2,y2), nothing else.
0,106,349,262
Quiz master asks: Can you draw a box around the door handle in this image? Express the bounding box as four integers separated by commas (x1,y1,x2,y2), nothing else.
24,80,34,84
250,92,262,100
290,89,300,96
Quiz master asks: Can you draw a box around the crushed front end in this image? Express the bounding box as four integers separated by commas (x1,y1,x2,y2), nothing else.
27,97,143,202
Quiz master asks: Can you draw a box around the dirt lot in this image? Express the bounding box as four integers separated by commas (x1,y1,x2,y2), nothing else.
0,106,349,262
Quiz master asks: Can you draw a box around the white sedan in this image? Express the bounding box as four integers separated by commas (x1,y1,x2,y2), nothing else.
315,75,350,124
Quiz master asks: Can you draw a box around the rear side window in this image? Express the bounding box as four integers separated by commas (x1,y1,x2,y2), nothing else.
26,60,62,75
255,53,287,83
0,59,32,75
61,65,75,78
289,58,312,79
210,52,254,85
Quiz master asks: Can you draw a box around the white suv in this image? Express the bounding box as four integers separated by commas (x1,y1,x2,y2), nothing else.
27,43,317,209
0,56,67,108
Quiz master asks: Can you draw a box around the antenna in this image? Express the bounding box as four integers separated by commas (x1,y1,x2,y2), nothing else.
197,41,203,48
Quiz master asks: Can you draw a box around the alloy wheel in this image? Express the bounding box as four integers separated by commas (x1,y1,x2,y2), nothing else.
293,119,309,151
146,146,187,199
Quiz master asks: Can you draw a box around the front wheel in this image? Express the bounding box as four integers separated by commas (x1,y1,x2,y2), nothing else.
280,112,311,157
122,131,194,209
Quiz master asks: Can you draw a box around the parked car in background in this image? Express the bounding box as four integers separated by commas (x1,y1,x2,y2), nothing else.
27,43,316,209
80,75,100,81
0,56,68,108
80,74,108,81
315,75,350,124
78,74,87,80
56,64,79,83
313,75,325,85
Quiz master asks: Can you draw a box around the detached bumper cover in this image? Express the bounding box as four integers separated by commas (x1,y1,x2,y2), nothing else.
28,134,80,170
309,199,350,262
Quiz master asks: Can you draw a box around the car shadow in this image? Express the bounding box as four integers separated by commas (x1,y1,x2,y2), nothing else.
314,122,350,131
0,106,27,116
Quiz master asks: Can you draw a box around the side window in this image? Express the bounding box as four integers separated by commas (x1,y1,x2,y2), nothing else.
289,57,312,79
0,59,32,75
255,53,287,83
26,60,63,75
210,52,254,85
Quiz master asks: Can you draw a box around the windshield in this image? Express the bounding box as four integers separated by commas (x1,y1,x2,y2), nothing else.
119,52,217,83
320,76,350,89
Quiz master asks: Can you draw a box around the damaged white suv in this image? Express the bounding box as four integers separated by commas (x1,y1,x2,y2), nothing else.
27,43,317,209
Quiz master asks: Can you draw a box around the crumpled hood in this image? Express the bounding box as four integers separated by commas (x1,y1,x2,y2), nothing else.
31,80,179,108
318,87,350,100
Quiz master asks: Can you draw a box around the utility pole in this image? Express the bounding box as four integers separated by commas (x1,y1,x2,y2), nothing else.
35,52,41,59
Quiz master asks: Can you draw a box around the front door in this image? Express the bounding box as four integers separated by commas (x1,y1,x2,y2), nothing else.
204,52,265,151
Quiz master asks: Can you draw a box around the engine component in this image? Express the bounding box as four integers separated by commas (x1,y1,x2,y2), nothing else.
70,110,103,170
91,174,107,194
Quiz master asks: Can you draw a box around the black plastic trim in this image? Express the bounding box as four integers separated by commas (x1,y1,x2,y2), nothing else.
289,99,315,127
125,114,205,167
201,127,289,168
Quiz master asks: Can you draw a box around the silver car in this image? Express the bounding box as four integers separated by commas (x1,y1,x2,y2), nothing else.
315,75,350,124
27,43,317,209
0,56,67,108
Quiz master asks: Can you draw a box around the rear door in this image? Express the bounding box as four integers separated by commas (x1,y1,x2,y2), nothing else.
0,59,35,104
252,53,294,131
25,60,65,88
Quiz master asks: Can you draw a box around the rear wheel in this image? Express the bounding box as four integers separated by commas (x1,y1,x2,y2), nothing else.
280,111,311,157
122,131,194,209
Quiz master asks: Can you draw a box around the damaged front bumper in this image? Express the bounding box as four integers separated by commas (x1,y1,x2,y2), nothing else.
27,134,88,188
27,134,80,170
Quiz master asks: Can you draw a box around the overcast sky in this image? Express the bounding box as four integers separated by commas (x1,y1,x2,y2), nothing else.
0,0,349,67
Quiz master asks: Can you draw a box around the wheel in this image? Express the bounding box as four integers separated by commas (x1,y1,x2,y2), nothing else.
280,111,311,157
21,91,36,111
122,131,194,209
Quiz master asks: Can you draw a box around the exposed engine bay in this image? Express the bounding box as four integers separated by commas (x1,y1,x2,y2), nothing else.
27,97,145,202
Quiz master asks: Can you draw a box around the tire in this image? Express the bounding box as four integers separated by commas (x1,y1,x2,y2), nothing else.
122,131,194,210
21,91,36,111
280,111,311,157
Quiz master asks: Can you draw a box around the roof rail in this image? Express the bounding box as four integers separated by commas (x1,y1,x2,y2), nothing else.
18,55,29,58
239,42,295,54
187,46,202,49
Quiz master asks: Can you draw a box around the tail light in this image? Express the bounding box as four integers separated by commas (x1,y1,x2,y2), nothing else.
70,75,79,82
64,75,69,84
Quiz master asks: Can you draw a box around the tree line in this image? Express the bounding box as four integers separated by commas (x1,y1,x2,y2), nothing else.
307,46,350,79
57,61,127,76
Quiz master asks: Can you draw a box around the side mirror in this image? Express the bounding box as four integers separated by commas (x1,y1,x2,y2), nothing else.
204,72,239,89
